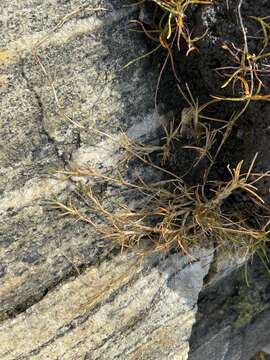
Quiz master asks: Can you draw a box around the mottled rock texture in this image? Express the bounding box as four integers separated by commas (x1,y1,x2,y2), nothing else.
0,251,212,359
0,1,211,359
1,1,270,360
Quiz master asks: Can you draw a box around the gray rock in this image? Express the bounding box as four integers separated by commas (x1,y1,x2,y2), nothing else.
1,1,270,360
0,251,212,360
0,0,159,322
0,1,211,359
189,255,270,360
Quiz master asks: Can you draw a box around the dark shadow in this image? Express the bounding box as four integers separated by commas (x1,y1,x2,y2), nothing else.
188,253,270,360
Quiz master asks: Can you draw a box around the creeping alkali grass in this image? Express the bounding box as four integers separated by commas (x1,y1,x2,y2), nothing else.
53,128,270,263
125,0,213,72
52,1,270,267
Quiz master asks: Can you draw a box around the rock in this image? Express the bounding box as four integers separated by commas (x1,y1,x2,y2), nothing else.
189,254,270,360
0,0,160,322
0,1,212,359
1,1,270,360
0,251,212,360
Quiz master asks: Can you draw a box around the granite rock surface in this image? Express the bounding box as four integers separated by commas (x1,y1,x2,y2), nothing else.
1,2,270,360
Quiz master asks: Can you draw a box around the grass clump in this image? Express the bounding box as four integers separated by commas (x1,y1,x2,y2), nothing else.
52,1,270,269
146,0,212,54
125,0,212,73
53,134,270,265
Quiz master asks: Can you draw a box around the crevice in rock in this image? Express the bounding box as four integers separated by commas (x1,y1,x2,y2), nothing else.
0,240,170,324
188,253,270,360
10,255,191,360
0,245,117,323
19,57,70,166
20,58,55,145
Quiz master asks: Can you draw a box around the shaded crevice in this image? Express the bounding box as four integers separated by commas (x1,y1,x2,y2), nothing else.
188,253,270,360
19,57,71,166
20,58,55,145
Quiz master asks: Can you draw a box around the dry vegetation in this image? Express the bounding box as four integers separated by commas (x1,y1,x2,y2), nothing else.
52,1,270,267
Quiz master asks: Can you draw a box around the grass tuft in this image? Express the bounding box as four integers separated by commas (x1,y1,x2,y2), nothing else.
51,1,270,271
